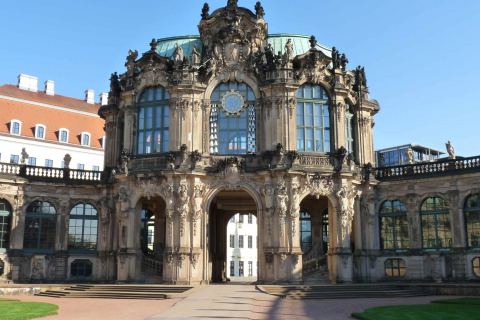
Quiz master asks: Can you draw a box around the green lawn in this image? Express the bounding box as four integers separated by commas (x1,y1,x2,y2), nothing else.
0,298,58,320
352,298,480,320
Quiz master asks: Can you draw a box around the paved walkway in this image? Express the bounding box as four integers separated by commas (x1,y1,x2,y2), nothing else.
13,285,459,320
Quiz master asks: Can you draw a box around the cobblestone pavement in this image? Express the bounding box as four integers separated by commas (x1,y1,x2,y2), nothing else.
14,285,458,320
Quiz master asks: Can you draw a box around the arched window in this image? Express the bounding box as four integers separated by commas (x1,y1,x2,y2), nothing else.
24,201,56,250
140,209,155,253
137,87,170,155
345,106,355,155
210,82,256,154
420,197,452,249
300,211,312,253
465,194,480,248
379,200,409,250
296,84,330,153
68,203,98,250
0,200,12,252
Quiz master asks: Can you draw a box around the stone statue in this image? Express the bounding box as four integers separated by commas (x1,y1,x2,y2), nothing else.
20,148,28,164
276,183,288,218
340,53,349,71
191,46,201,65
309,35,317,49
125,49,138,74
109,72,121,101
255,1,265,19
150,38,158,51
281,38,294,67
63,153,72,169
172,43,184,63
446,140,455,159
201,3,209,19
227,0,238,8
407,147,414,164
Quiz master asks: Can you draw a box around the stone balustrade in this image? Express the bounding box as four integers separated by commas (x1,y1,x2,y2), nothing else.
0,163,104,183
375,155,480,180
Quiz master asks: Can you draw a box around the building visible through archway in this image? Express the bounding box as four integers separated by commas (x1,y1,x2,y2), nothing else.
208,190,258,283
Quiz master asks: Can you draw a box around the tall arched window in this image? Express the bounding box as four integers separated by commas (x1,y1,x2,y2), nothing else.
296,84,330,153
465,194,480,248
300,211,312,253
345,106,355,155
379,200,409,250
0,200,12,252
421,197,452,249
68,203,98,250
210,82,256,154
137,87,170,155
24,201,56,250
140,209,155,253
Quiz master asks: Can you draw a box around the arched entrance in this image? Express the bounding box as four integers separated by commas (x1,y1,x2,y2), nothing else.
207,189,258,283
136,196,166,281
300,195,331,282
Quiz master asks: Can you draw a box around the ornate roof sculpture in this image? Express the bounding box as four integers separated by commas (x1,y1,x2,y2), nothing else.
102,0,372,93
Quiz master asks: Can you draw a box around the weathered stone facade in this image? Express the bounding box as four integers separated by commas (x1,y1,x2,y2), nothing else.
1,1,479,285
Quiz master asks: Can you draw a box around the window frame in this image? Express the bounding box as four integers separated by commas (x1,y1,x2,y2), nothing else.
384,258,407,278
44,159,53,168
58,128,69,143
23,200,57,252
0,199,12,253
209,82,256,155
379,200,409,251
136,87,170,155
35,124,46,140
464,194,480,248
68,203,99,252
10,120,22,135
420,196,452,250
300,210,313,253
296,84,331,153
80,132,91,146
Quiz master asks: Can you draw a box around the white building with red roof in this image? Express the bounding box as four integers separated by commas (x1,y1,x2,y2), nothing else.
0,74,105,171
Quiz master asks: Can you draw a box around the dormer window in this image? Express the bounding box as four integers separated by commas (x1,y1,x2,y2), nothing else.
81,132,91,146
10,120,22,135
59,128,69,143
35,124,46,139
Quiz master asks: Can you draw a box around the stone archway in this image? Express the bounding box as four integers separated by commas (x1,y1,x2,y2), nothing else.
205,188,259,283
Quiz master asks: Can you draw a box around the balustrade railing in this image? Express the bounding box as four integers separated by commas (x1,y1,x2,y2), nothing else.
0,162,104,183
375,155,480,180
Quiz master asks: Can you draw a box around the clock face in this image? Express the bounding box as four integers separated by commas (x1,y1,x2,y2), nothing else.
222,91,244,115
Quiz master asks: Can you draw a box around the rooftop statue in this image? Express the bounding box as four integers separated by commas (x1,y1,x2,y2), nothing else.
227,0,238,8
172,43,184,63
201,3,209,19
446,140,455,159
255,1,265,19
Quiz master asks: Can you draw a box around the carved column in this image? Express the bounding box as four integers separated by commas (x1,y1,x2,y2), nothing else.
202,99,211,154
333,101,346,151
406,193,422,249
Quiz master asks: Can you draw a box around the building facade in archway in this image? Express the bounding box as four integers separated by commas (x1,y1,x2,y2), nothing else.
1,0,480,284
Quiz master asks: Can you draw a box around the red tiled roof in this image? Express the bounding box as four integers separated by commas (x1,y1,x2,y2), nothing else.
0,84,100,114
0,86,105,149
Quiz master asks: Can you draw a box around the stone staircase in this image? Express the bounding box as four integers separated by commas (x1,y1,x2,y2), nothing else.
36,284,192,299
258,284,427,299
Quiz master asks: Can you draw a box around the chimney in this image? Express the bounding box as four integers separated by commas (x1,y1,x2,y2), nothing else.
18,74,38,92
44,80,55,96
85,89,95,104
99,92,109,106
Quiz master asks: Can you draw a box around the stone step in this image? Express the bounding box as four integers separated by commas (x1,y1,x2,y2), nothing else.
36,284,192,299
259,284,427,299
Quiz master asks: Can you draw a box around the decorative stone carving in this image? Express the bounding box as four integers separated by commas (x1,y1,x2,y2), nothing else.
446,140,455,159
176,182,190,237
30,255,46,280
201,3,209,20
262,183,275,235
20,148,28,165
117,186,130,218
137,177,159,200
191,184,205,236
336,185,358,240
289,180,301,238
255,1,265,19
275,181,288,237
307,173,334,199
63,154,72,169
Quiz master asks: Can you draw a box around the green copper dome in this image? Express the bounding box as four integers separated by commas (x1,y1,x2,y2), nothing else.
153,34,331,59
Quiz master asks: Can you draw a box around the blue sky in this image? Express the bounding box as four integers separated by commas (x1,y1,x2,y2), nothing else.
1,0,479,155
